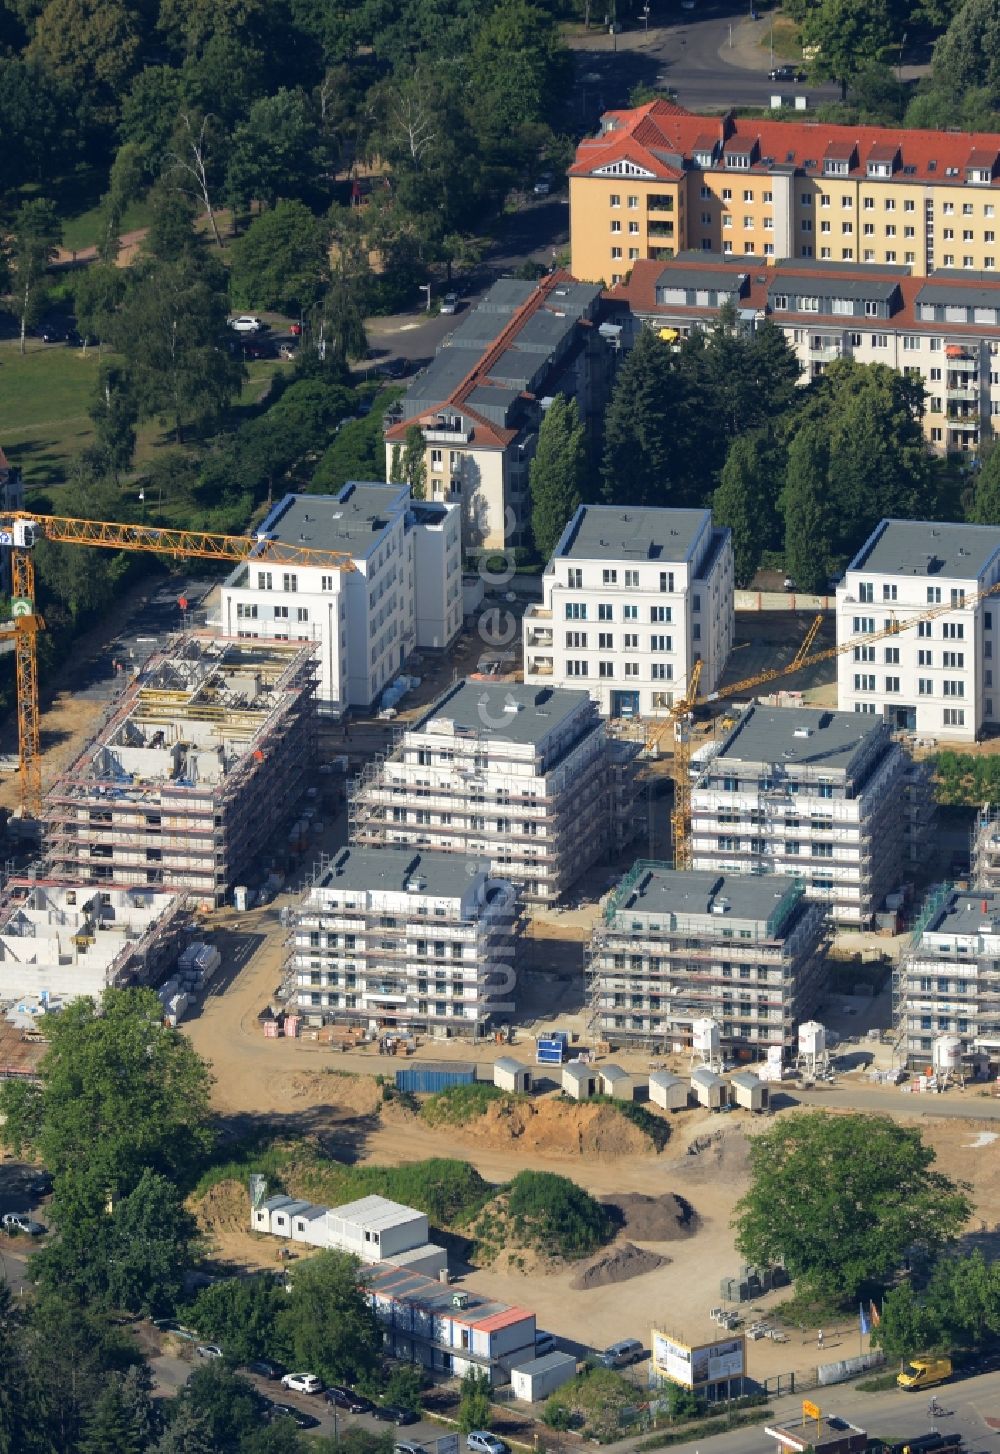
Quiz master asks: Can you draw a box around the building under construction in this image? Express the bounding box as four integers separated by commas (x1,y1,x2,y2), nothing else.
349,680,640,903
41,635,317,907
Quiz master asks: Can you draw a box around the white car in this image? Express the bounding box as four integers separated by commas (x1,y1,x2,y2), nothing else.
281,1372,323,1395
440,292,459,314
228,315,265,334
196,1344,223,1359
395,1444,426,1454
467,1436,507,1454
1,1213,45,1236
533,175,553,196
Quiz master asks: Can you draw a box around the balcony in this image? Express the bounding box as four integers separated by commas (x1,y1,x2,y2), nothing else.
808,340,841,358
947,413,980,431
945,353,977,372
526,656,553,676
946,382,979,399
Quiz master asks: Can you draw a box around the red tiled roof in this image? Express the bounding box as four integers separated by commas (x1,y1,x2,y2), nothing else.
866,142,900,163
571,101,1000,186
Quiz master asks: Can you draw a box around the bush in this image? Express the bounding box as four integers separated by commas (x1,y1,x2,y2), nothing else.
590,1096,670,1151
505,1171,612,1259
420,1084,514,1126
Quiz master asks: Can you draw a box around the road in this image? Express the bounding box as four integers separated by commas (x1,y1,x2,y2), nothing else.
604,1367,1000,1454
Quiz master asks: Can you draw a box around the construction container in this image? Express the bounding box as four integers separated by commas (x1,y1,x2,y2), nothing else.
598,1064,635,1100
536,1031,570,1065
730,1071,769,1113
395,1063,476,1095
691,1066,730,1109
494,1057,532,1094
562,1062,599,1100
649,1070,689,1111
233,885,250,912
511,1352,576,1403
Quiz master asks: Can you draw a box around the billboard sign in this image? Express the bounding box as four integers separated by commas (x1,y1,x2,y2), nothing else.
652,1332,745,1389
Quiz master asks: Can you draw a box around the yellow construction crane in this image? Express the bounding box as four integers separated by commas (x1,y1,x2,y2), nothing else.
1,513,357,815
643,587,1000,869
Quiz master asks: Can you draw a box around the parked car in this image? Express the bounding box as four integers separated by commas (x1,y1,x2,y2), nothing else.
535,1330,557,1356
373,1404,418,1425
152,1318,197,1340
783,575,797,591
356,396,374,416
595,1338,643,1368
271,1402,321,1429
289,322,303,336
35,321,67,343
196,1344,224,1360
229,315,266,334
245,1358,286,1380
467,1435,508,1454
440,292,459,315
242,339,276,359
27,1171,53,1198
1,1213,45,1236
325,1386,373,1413
533,174,553,196
280,1373,323,1395
768,63,805,82
396,1442,426,1454
278,343,297,360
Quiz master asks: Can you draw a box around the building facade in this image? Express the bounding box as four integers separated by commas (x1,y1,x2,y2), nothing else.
349,680,640,902
898,885,1000,1072
587,864,826,1056
836,518,1000,740
289,846,519,1037
689,705,908,926
613,254,1000,454
42,636,317,908
383,274,619,551
220,484,461,712
522,503,734,716
570,100,1000,287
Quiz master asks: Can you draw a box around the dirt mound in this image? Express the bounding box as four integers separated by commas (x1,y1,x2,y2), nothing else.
191,1178,252,1237
263,1070,381,1117
571,1241,668,1290
452,1098,652,1159
671,1128,751,1183
602,1192,699,1241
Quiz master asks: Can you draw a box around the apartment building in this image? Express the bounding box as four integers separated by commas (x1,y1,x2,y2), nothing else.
570,100,1000,286
0,879,186,1003
288,845,519,1038
350,679,640,903
613,254,1000,453
42,636,317,908
689,705,908,926
587,864,825,1056
383,273,619,551
836,518,1000,740
522,503,734,717
366,1262,535,1385
897,885,1000,1073
220,484,461,712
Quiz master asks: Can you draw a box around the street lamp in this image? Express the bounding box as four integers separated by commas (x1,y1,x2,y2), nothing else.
643,2,650,33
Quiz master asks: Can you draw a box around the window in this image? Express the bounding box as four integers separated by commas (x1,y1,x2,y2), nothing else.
598,603,613,621
598,661,614,677
624,662,639,677
623,604,638,621
566,660,588,677
872,334,888,347
273,604,288,619
854,645,874,662
568,567,582,588
943,680,965,697
659,572,674,592
651,635,672,652
321,574,335,591
883,583,897,600
624,569,639,588
918,678,933,695
236,602,257,620
651,662,672,680
801,193,813,205
942,651,964,668
944,708,966,726
627,194,638,208
811,843,834,858
885,646,900,664
282,573,298,593
565,631,587,648
919,619,932,637
611,220,621,233
858,582,873,602
565,602,587,620
611,247,622,259
853,616,875,634
623,632,638,649
602,568,618,584
918,649,932,666
256,571,272,590
943,621,964,638
927,586,942,604
854,674,876,691
629,222,639,235
885,675,900,693
598,632,612,650
609,194,620,207
296,607,308,622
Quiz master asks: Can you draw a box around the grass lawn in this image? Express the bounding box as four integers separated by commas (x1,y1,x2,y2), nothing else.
760,14,803,61
60,198,155,256
0,339,104,485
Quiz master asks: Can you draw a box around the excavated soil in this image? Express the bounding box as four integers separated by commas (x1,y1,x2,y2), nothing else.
446,1098,654,1159
670,1127,752,1182
570,1241,669,1290
191,1178,254,1237
601,1191,699,1240
261,1070,383,1117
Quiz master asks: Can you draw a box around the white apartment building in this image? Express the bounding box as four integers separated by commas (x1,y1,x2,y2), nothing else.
522,504,734,718
836,518,1000,740
220,484,461,711
350,679,640,902
289,845,519,1037
690,705,907,927
898,886,1000,1073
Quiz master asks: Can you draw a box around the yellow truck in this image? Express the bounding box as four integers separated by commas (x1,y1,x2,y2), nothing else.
897,1356,952,1391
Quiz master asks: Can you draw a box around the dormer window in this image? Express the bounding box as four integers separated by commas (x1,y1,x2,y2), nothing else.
772,293,788,310
867,162,891,177
824,159,849,177
694,150,714,168
725,152,751,170
966,151,998,185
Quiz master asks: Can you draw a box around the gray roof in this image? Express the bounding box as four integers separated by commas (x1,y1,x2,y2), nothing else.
495,1056,529,1075
274,1200,313,1219
366,1261,528,1324
314,846,489,900
258,486,406,558
713,706,885,774
916,281,1000,309
774,276,899,303
614,865,804,932
925,891,1000,937
414,680,592,746
649,1069,684,1087
731,1071,763,1089
849,518,1000,580
691,1066,725,1087
656,266,748,294
773,257,909,277
260,1195,296,1213
563,1061,596,1082
330,1195,424,1230
556,504,709,563
514,1352,577,1376
478,278,538,313
600,1063,631,1082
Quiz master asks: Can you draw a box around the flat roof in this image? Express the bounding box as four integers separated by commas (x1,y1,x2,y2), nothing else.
259,485,406,558
331,1195,425,1230
849,518,1000,579
414,680,591,745
926,890,1000,936
313,846,488,900
617,866,804,928
557,504,709,563
366,1261,532,1327
713,706,884,773
656,266,748,293
514,1352,577,1376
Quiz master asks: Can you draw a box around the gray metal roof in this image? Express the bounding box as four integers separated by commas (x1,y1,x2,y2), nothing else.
365,1261,529,1324
649,1069,684,1087
731,1071,763,1089
258,486,406,558
916,281,1000,309
314,846,489,900
849,518,1000,579
563,1061,596,1081
713,706,885,774
330,1195,425,1230
773,257,909,277
616,866,805,931
773,276,899,303
691,1066,725,1087
656,267,748,294
414,680,592,746
495,1056,529,1075
514,1352,577,1376
556,504,709,563
600,1063,631,1081
478,278,538,312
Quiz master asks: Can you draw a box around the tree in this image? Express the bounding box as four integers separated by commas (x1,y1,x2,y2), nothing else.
86,364,138,481
733,1113,971,1303
529,395,586,562
457,1369,492,1434
505,1172,611,1259
931,0,1000,98
164,111,227,248
79,1382,144,1454
174,1363,263,1454
27,0,141,119
714,433,780,588
153,1398,216,1454
279,1252,381,1386
10,198,61,355
190,1275,286,1363
229,201,329,315
398,425,427,500
602,328,690,507
382,1364,423,1413
99,1170,197,1312
800,0,896,95
968,448,1000,524
225,88,319,211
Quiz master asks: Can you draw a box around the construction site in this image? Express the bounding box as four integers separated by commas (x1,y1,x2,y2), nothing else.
40,634,318,908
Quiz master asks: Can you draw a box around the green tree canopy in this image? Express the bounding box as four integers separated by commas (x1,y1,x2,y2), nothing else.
782,422,833,594
10,197,62,354
529,394,587,562
189,1275,286,1363
229,200,329,315
714,433,783,588
279,1251,381,1386
602,328,690,508
733,1112,971,1302
968,448,1000,523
